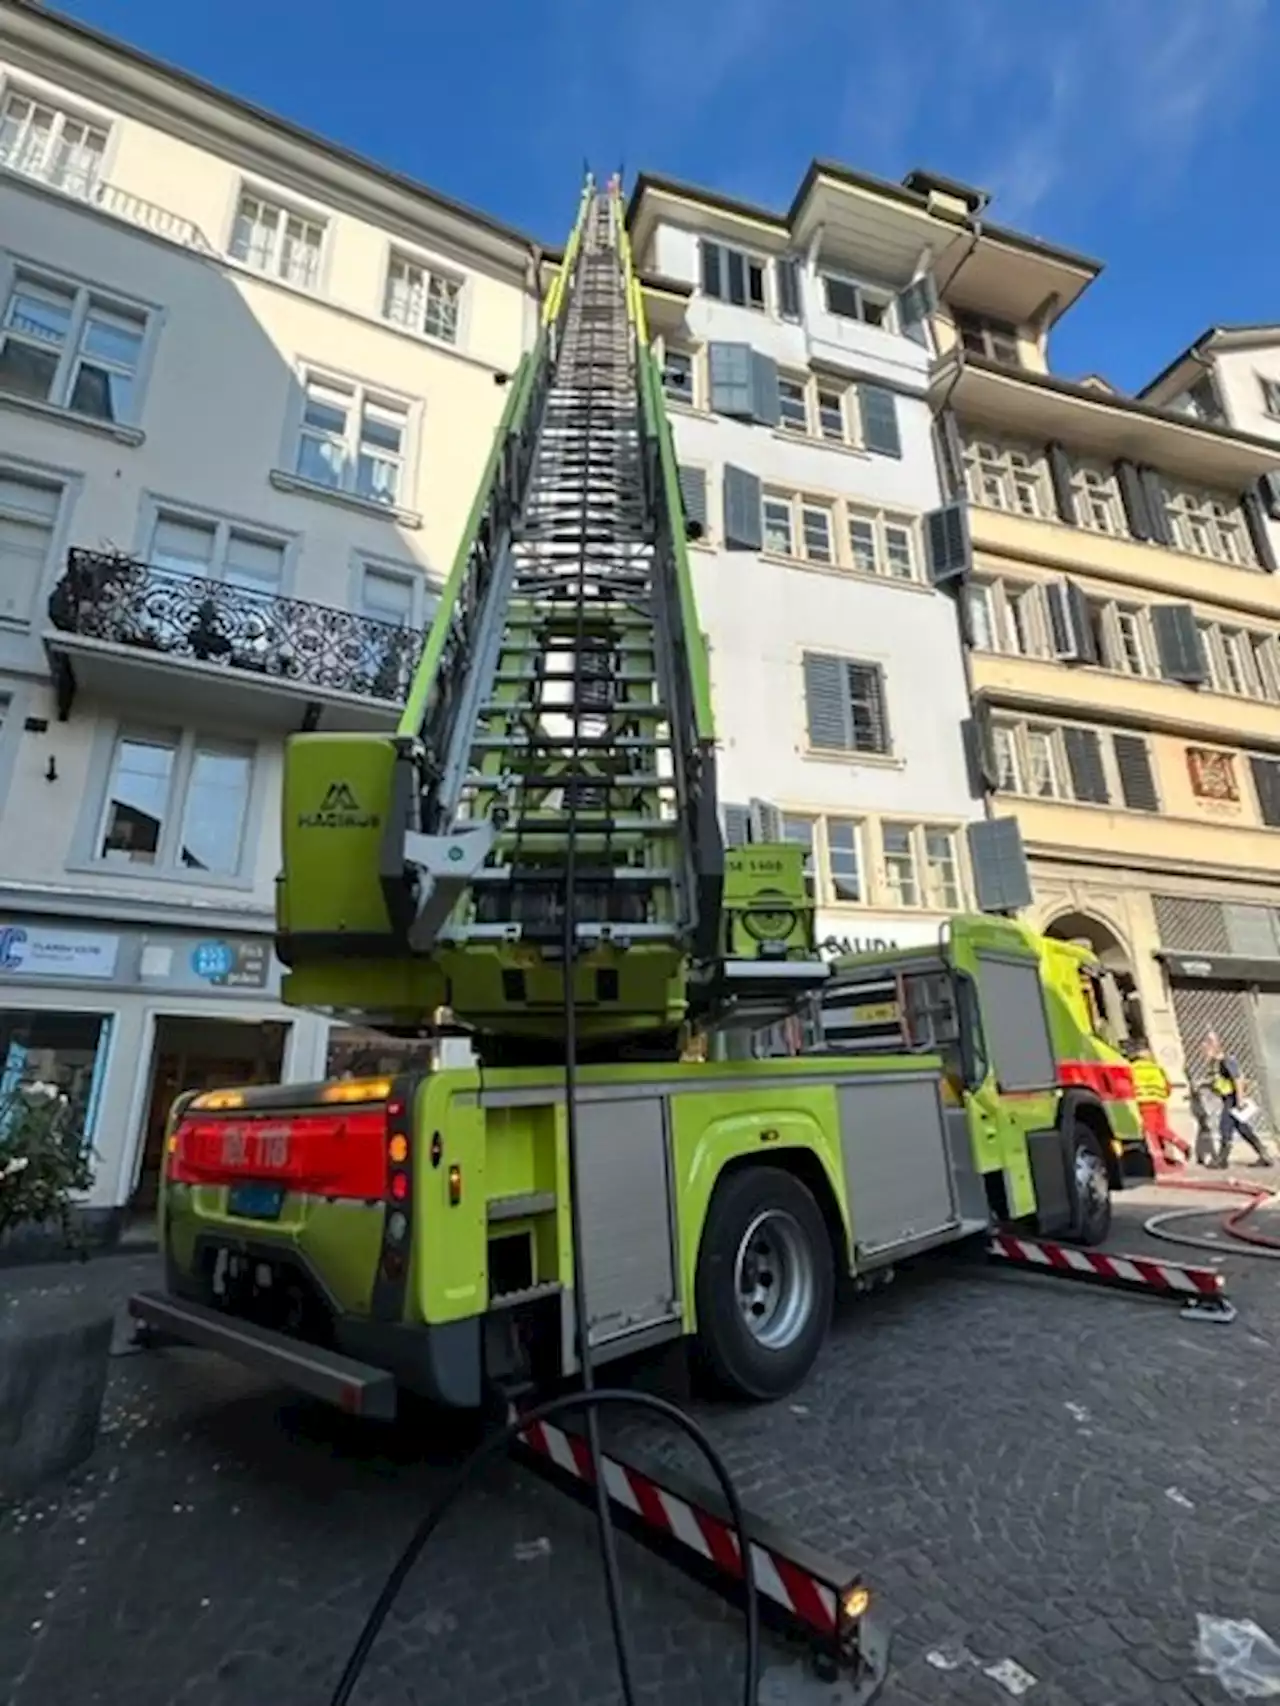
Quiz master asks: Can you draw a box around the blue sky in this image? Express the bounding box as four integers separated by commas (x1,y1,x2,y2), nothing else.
57,0,1276,392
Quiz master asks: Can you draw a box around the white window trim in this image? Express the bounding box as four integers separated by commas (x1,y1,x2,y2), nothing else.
0,250,161,439
0,77,117,197
1071,464,1124,537
223,179,331,295
963,437,1051,519
1164,484,1256,568
845,504,921,583
380,241,468,350
700,237,769,312
818,269,898,333
0,451,81,635
760,484,924,589
136,492,299,596
272,361,424,527
747,810,965,910
967,574,1050,658
659,340,699,410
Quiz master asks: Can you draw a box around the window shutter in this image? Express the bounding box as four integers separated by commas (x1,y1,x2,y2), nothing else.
722,464,762,550
1260,471,1280,521
775,257,801,320
924,503,970,583
1139,467,1174,546
1151,603,1208,685
1062,726,1109,804
1045,579,1097,664
722,802,751,847
803,651,851,750
677,465,708,539
750,351,780,427
858,384,902,457
1249,756,1280,828
1113,734,1159,812
896,274,936,347
708,342,754,417
700,241,723,299
962,706,999,796
1116,460,1154,540
1046,443,1078,525
937,408,966,497
967,817,1032,914
1242,487,1278,572
749,799,783,842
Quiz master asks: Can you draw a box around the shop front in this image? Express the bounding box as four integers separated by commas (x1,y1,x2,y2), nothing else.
0,913,330,1240
813,913,948,960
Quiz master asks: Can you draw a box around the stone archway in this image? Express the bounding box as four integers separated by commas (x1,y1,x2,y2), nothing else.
1043,910,1144,1039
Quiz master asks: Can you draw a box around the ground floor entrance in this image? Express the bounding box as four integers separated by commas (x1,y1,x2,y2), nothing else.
130,1016,288,1213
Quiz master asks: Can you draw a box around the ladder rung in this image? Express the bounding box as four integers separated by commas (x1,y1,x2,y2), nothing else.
467,774,670,790
469,736,665,751
470,867,674,885
478,703,668,718
499,818,680,835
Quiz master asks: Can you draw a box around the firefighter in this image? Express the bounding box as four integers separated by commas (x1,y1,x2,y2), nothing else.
1201,1032,1270,1169
1127,1039,1188,1167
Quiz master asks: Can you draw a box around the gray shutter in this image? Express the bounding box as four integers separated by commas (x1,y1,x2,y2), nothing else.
750,351,780,427
1250,757,1280,828
749,798,783,842
924,503,970,583
1116,460,1154,540
1046,443,1078,525
1045,580,1098,664
962,707,999,796
775,257,801,320
1062,726,1109,804
1242,487,1278,572
700,241,722,299
708,342,754,417
722,464,762,550
803,651,851,751
1151,603,1208,685
1260,471,1280,520
1139,467,1174,546
1113,734,1159,812
937,409,966,497
896,275,935,346
858,384,902,457
722,803,751,847
677,465,708,539
967,817,1032,914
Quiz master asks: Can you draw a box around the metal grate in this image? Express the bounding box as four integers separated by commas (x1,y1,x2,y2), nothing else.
1170,983,1271,1128
1152,895,1228,955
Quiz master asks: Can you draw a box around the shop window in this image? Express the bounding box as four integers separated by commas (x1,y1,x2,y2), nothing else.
0,1009,112,1144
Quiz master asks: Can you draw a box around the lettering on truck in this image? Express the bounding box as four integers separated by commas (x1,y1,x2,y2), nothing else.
298,781,380,832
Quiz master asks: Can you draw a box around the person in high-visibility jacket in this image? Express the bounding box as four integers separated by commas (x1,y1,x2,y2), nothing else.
1128,1040,1189,1166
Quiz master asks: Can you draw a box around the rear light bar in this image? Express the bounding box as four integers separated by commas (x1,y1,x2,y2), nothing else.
168,1107,389,1197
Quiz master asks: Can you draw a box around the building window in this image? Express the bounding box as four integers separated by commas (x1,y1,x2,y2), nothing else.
845,507,918,582
1165,487,1255,567
700,241,766,310
0,90,107,197
149,510,285,594
881,825,919,907
923,829,961,909
1112,606,1152,676
803,653,890,756
992,718,1067,800
800,502,834,564
382,252,461,343
97,729,254,878
229,192,325,288
992,723,1021,793
0,269,147,425
778,375,809,433
661,346,694,407
0,468,62,627
296,374,409,507
1260,377,1280,419
781,814,817,898
762,492,793,556
816,384,845,442
822,275,893,328
965,576,1048,657
1073,465,1123,535
1023,725,1065,799
0,1011,113,1144
1253,634,1280,702
963,438,1048,517
827,818,863,902
953,310,1021,366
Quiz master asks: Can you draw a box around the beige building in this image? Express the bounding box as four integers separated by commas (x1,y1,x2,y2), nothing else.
0,1,542,1231
920,181,1280,1123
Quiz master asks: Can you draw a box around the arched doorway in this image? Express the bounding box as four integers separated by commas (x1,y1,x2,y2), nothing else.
1043,911,1144,1040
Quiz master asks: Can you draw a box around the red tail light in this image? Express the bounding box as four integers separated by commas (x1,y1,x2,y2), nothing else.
168,1106,389,1199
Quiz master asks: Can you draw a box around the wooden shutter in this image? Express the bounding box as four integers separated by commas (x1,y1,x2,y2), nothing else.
750,351,780,427
1046,443,1078,525
1045,580,1098,664
1151,603,1208,685
707,342,754,417
1259,471,1280,521
858,385,902,457
1116,460,1154,539
677,465,708,539
803,652,851,750
722,802,751,846
1063,726,1109,803
1242,487,1278,572
1139,467,1174,546
1250,756,1280,827
775,257,801,320
700,241,723,299
1113,734,1159,812
749,798,783,842
924,503,970,584
722,465,762,550
896,275,936,347
962,707,999,796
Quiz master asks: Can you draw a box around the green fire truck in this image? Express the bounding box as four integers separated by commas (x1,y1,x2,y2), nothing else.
131,179,1141,1420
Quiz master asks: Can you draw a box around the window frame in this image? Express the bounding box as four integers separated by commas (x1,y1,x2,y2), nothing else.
226,184,329,291
1072,463,1124,536
963,437,1051,518
1260,376,1280,419
0,456,76,631
820,270,897,332
953,309,1022,366
966,574,1049,658
776,371,810,434
285,365,420,515
844,505,920,582
350,550,440,632
700,238,768,311
1165,484,1257,568
660,341,696,409
0,84,111,198
138,494,297,596
381,245,465,346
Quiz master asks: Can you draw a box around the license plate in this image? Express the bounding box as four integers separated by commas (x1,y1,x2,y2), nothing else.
227,1183,284,1221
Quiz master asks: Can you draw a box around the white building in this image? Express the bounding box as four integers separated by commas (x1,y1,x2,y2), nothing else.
627,169,980,958
0,1,540,1236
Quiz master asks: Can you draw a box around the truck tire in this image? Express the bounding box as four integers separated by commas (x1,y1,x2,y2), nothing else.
1067,1125,1112,1247
694,1166,833,1401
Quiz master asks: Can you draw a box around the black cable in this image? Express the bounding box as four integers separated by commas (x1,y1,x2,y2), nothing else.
325,1387,760,1706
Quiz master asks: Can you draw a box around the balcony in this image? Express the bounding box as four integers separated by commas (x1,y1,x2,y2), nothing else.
0,151,215,254
45,550,425,732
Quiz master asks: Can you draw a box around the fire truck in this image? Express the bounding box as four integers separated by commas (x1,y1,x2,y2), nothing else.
131,179,1140,1420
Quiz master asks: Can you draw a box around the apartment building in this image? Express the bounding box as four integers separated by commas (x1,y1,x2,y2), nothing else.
0,1,541,1234
924,200,1280,1120
627,165,990,960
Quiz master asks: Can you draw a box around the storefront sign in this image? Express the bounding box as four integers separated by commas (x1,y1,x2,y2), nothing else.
814,915,944,960
0,923,119,980
139,934,274,992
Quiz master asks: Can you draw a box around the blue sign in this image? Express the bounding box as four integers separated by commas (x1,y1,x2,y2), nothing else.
191,940,236,981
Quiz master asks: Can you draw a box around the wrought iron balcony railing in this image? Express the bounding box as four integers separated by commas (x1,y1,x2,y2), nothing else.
48,549,426,708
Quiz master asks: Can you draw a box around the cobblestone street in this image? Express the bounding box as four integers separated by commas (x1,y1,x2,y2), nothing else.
2,1180,1279,1706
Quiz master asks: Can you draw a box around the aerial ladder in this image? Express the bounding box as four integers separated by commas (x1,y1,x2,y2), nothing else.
275,175,827,1057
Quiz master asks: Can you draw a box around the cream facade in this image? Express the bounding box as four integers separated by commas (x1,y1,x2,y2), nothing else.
0,2,540,1229
925,220,1280,1124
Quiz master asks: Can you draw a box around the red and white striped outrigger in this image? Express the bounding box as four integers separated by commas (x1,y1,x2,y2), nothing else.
986,1232,1236,1321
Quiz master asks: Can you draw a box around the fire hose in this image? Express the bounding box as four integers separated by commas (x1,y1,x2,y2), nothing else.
1143,1173,1280,1260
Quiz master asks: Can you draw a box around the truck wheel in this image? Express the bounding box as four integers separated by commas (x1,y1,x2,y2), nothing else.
1068,1127,1112,1246
694,1167,833,1401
